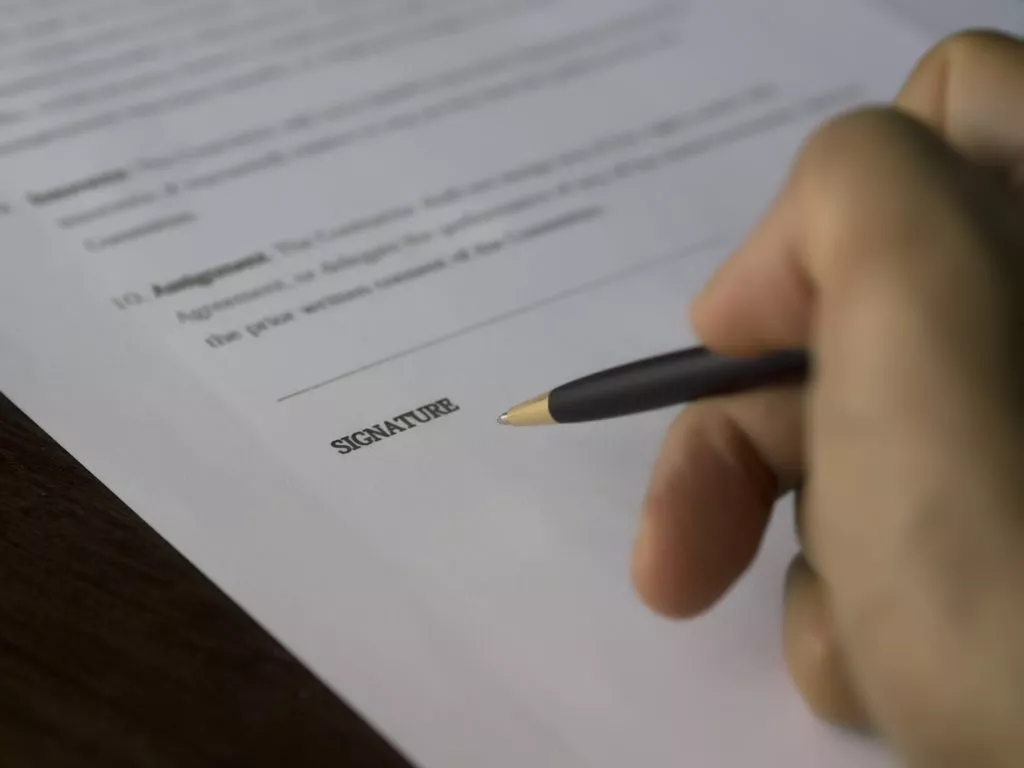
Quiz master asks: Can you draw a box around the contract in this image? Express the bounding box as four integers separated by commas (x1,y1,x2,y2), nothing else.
0,1,940,765
881,0,1024,34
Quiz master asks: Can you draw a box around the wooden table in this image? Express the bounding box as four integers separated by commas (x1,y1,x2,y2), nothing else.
1,393,411,767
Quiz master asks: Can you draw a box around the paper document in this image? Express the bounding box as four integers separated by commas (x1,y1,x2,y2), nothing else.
878,0,1023,35
0,1,937,765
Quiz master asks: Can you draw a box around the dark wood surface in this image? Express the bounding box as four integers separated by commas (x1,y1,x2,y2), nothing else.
0,393,412,768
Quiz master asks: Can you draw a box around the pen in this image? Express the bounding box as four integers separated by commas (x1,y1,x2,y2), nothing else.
498,346,809,426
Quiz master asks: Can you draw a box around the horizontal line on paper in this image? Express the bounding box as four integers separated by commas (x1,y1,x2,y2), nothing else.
276,237,722,403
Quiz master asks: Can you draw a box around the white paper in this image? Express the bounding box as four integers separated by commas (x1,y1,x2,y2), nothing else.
876,0,1023,36
0,2,938,765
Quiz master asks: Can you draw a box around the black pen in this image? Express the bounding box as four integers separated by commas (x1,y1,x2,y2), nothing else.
498,346,809,426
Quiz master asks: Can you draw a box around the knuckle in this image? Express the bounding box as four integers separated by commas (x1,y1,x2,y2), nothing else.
798,106,903,173
902,29,1011,102
787,106,963,277
792,108,917,244
926,27,1015,65
897,29,1024,143
797,106,916,180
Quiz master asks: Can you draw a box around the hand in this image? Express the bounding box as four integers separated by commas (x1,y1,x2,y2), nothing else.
631,31,1024,767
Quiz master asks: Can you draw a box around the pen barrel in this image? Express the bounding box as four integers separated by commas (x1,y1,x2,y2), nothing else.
547,348,809,423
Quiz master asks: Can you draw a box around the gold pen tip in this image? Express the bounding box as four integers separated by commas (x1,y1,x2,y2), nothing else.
495,393,554,427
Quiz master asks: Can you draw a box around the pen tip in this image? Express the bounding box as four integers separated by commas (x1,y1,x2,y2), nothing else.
495,394,554,427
